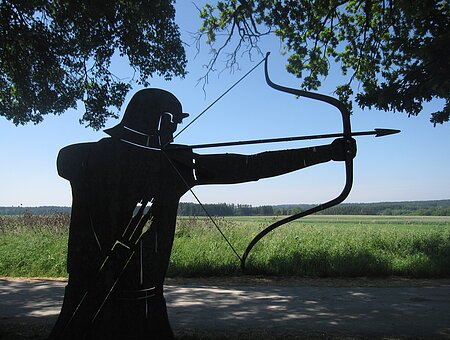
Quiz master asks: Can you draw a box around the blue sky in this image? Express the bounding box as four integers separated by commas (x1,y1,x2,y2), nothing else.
1,1,449,207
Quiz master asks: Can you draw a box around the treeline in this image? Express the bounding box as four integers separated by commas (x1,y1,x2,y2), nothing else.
1,200,450,216
0,206,71,215
315,200,450,216
177,203,275,216
177,200,450,216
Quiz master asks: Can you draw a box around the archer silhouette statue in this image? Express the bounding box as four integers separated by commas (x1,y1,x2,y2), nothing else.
49,88,356,339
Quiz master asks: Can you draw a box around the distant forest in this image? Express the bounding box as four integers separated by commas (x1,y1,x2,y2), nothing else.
1,200,449,216
177,200,450,216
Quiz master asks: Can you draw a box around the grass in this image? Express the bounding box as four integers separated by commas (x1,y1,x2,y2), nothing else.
1,213,449,278
170,215,450,278
0,213,69,277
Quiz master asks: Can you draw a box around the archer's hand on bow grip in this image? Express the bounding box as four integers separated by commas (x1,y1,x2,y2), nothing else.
331,138,357,161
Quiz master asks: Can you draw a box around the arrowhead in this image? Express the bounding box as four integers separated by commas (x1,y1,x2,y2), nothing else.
374,128,401,137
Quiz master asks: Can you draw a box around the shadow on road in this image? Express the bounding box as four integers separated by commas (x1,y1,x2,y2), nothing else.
1,278,450,339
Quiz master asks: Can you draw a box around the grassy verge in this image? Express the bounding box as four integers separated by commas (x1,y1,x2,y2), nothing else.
1,214,449,278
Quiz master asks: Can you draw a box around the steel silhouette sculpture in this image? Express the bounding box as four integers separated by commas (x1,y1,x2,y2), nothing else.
49,53,397,339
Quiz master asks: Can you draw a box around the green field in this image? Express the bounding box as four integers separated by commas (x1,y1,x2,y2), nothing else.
1,214,449,278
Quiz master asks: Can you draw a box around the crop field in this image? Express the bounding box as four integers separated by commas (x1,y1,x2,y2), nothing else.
1,213,449,278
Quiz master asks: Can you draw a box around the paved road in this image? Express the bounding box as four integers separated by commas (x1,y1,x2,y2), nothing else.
1,278,450,339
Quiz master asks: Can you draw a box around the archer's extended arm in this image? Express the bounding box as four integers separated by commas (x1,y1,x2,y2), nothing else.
193,138,356,185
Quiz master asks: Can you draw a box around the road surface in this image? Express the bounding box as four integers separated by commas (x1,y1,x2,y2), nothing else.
1,277,449,339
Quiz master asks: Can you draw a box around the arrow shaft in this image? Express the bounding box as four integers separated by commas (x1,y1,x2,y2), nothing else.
190,130,380,149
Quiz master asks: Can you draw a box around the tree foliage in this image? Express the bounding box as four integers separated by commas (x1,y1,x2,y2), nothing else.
198,0,450,124
0,0,186,129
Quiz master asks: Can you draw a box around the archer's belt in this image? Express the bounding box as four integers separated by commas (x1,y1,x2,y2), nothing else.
114,286,162,301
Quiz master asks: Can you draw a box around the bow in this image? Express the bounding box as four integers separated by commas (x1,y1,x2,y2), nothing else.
240,52,354,269
170,51,399,270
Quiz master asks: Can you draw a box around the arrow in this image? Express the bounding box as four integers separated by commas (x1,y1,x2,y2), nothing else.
188,128,400,149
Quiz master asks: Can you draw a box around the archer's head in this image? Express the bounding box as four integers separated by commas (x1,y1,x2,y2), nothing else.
104,88,189,148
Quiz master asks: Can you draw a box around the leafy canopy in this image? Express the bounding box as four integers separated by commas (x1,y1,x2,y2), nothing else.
0,0,186,129
198,0,450,124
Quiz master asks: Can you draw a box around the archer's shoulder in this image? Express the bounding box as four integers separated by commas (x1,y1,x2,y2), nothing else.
58,138,114,157
57,139,112,180
58,141,96,162
163,144,193,164
164,144,193,155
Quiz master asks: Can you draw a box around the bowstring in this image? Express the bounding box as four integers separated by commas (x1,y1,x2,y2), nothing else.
172,55,267,141
168,55,267,262
162,151,242,262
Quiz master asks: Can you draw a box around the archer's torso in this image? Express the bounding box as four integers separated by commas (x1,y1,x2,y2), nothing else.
58,138,194,290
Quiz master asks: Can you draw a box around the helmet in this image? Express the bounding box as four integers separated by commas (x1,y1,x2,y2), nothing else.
104,88,189,148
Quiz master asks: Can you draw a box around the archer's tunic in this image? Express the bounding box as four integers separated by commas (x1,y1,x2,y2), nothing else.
49,137,333,339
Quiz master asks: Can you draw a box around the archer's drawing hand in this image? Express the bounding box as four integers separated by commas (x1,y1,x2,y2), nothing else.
331,138,357,161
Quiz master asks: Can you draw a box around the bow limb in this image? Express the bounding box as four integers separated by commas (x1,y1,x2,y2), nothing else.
240,52,354,270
